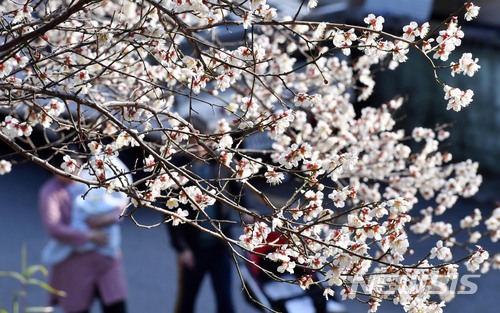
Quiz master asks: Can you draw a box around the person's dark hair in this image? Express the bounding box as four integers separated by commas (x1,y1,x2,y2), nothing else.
47,144,85,169
186,115,209,135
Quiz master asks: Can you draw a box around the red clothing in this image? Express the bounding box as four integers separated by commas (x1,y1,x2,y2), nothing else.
39,177,127,312
248,232,288,278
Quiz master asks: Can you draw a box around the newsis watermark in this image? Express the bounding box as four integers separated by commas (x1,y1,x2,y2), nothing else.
347,274,481,296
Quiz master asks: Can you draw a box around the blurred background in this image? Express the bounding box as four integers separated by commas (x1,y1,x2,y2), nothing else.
0,164,498,313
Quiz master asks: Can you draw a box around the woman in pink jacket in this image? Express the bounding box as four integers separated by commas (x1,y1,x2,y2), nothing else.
39,156,130,313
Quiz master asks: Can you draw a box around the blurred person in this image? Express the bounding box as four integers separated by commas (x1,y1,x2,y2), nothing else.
39,152,132,313
246,231,328,313
242,213,346,313
166,117,248,313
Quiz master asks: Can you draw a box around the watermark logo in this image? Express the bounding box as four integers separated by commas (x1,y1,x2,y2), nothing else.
348,274,481,295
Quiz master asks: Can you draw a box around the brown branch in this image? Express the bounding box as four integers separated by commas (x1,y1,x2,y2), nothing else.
0,0,98,55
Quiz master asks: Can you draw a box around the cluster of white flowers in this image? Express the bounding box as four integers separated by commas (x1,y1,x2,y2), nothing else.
460,208,482,228
0,0,496,311
451,53,481,77
178,185,216,211
293,93,323,107
465,2,481,21
165,0,211,18
236,158,262,180
332,28,358,56
243,0,277,29
430,240,452,261
0,116,32,139
443,85,474,112
466,246,489,272
402,21,430,41
239,221,272,250
0,61,14,78
485,206,500,242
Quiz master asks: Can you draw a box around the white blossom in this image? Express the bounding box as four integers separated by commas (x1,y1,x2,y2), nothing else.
265,167,285,185
443,85,474,112
0,160,12,175
172,208,189,226
307,0,318,9
217,134,233,150
364,14,385,31
61,155,78,174
430,240,452,261
466,246,489,272
465,3,480,21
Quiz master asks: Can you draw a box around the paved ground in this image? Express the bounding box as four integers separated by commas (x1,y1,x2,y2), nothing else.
0,161,498,313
